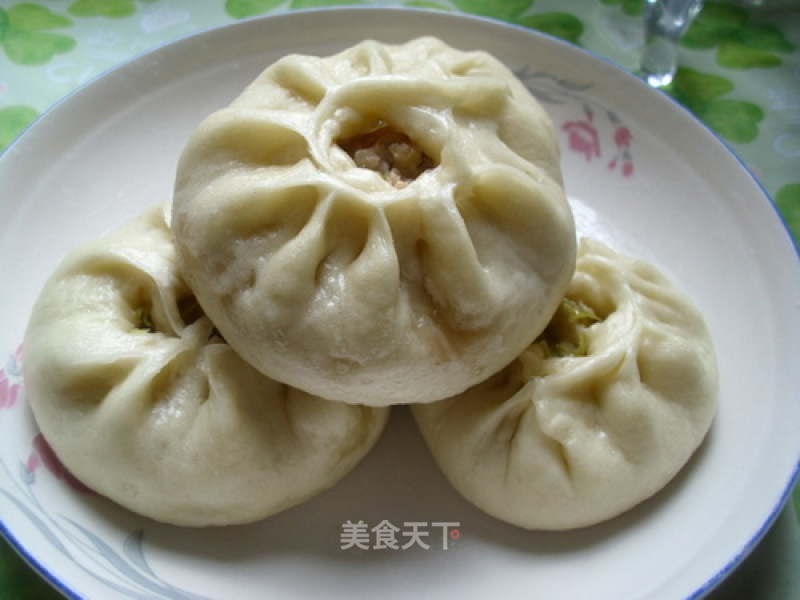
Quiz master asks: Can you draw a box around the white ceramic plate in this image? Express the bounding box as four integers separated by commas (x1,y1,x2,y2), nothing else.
1,8,798,600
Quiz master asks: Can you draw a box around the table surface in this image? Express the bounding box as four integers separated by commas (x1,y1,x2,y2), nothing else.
1,0,798,598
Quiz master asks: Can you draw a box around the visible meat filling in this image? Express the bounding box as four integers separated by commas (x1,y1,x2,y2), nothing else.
338,125,435,187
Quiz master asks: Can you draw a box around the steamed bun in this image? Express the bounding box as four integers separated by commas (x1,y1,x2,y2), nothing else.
412,238,718,530
23,205,389,526
171,37,575,406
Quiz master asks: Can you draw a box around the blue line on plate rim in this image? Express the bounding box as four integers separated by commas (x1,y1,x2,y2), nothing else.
1,7,798,599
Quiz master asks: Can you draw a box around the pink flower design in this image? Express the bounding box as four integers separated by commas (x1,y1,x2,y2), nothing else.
621,161,634,177
608,123,634,178
26,432,94,494
614,125,632,149
562,108,601,162
0,371,20,410
515,69,635,180
25,451,39,473
1,345,24,411
560,106,635,179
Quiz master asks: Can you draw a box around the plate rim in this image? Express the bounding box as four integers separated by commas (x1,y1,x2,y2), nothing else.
1,6,799,600
4,5,797,257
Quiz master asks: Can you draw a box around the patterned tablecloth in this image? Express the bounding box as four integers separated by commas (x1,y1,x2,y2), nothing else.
1,0,798,598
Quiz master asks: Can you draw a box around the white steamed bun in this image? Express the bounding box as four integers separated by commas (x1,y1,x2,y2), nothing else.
23,205,389,526
412,238,718,530
171,37,575,406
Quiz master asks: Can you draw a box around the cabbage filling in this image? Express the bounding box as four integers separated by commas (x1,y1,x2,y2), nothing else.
533,297,601,358
337,125,435,186
133,306,156,334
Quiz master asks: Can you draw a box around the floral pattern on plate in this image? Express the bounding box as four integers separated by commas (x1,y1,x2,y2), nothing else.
516,68,635,178
0,347,211,600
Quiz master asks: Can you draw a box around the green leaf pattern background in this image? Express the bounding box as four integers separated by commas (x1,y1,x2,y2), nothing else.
0,1,798,597
1,0,797,241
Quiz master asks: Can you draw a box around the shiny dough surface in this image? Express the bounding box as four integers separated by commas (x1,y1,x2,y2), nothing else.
171,37,575,406
412,238,718,530
23,205,389,526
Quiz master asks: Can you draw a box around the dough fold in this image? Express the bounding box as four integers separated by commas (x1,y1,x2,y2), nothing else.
412,239,718,530
172,37,575,406
23,205,389,526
